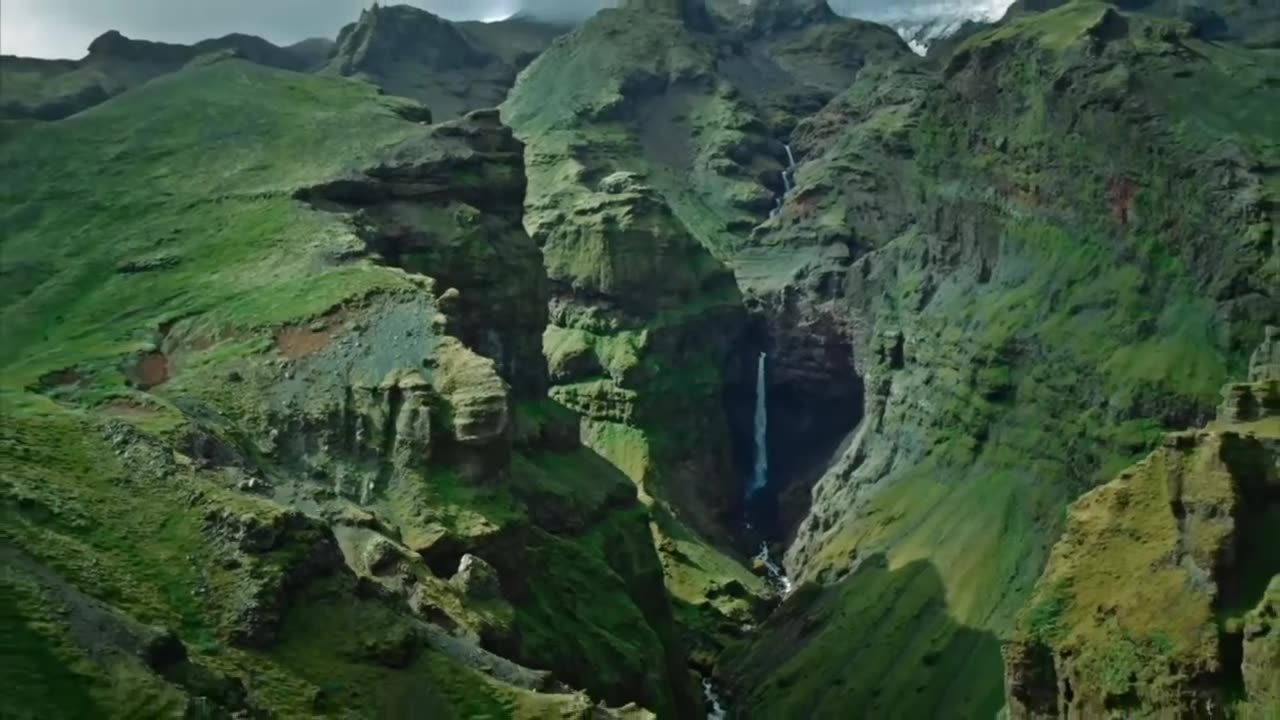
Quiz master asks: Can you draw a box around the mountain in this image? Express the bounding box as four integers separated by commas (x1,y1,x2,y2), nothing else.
0,56,687,718
0,6,567,124
2,0,1277,718
0,31,310,121
1006,0,1280,46
325,5,567,121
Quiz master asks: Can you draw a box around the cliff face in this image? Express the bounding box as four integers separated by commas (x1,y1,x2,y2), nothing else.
1005,333,1280,718
0,58,690,718
325,5,565,122
719,2,1278,715
4,1,1279,717
502,0,917,659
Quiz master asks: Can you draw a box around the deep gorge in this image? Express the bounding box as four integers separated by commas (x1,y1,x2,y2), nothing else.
1,0,1277,718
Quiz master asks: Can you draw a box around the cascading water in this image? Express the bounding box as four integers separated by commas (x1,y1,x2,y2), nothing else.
753,542,794,596
768,144,798,219
744,351,794,596
702,676,728,720
747,352,768,496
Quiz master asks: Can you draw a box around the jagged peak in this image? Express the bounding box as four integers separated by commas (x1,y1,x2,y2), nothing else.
86,30,191,62
84,29,302,70
331,2,492,75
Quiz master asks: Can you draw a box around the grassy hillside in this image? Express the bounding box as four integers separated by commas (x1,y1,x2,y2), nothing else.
0,58,691,718
722,3,1279,716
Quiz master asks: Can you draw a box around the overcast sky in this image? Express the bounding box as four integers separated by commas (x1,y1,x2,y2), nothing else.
1,0,1013,60
0,0,597,59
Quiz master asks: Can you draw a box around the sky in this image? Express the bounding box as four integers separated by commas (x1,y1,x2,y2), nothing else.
1,0,1014,60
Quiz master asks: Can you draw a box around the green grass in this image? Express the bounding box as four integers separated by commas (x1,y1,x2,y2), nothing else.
725,6,1278,715
0,59,426,391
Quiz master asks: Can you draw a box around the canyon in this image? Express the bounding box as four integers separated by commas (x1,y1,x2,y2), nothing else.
1,0,1277,718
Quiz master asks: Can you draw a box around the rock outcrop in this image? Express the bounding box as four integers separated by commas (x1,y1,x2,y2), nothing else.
1003,335,1280,718
325,4,564,121
1,57,695,719
722,4,1278,716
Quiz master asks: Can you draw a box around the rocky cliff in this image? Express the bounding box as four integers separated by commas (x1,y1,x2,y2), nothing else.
721,3,1277,715
325,5,566,121
1004,331,1280,718
0,57,691,718
3,1,1278,717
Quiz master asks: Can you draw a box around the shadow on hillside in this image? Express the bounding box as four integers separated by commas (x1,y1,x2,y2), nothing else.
720,554,1006,719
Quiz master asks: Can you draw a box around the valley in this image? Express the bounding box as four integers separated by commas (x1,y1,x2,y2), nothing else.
1,0,1277,718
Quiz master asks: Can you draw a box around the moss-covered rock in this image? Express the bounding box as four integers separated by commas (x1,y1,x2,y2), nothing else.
724,3,1279,716
1004,366,1279,717
0,58,695,718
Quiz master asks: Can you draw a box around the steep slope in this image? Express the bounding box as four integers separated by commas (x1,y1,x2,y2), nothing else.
721,3,1278,716
325,5,566,122
503,0,917,658
1005,331,1280,718
1006,0,1280,47
0,31,310,121
0,57,693,718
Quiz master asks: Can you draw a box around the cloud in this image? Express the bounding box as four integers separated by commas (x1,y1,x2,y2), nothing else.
1,0,1014,60
0,0,576,59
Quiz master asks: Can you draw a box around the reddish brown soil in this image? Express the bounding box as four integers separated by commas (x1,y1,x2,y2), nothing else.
274,308,352,360
275,327,333,360
135,352,170,390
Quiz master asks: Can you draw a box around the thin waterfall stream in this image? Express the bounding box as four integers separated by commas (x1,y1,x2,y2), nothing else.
768,143,797,219
748,352,769,496
702,676,728,720
745,352,793,595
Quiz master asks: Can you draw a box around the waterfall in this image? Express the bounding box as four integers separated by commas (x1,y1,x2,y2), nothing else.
769,144,797,219
702,676,728,720
748,352,768,496
754,542,794,596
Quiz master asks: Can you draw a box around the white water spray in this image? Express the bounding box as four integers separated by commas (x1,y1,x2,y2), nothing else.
754,542,794,596
769,144,798,219
748,352,768,496
702,676,728,720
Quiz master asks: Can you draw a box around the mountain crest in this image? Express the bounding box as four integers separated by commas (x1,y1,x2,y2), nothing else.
623,0,713,30
331,4,491,76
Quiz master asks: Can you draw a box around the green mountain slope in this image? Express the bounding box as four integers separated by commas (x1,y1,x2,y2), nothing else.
0,31,311,121
721,3,1278,716
3,1,1278,718
0,58,690,718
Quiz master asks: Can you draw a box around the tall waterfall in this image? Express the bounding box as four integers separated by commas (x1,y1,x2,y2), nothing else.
749,352,768,496
769,144,797,219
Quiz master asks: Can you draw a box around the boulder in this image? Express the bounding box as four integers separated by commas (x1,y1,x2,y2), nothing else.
451,554,501,600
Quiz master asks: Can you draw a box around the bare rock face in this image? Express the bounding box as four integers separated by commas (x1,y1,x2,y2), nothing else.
325,5,563,121
451,554,502,600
